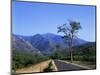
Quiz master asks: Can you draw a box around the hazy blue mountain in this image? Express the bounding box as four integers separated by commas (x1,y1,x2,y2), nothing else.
73,42,96,52
12,34,42,55
42,33,87,47
13,33,88,55
25,34,54,54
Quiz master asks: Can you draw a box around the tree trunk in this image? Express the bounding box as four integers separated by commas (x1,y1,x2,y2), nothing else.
70,37,73,63
70,48,73,63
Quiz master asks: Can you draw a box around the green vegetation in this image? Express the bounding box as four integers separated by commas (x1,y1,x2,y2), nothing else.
43,61,53,72
12,50,49,70
72,42,96,63
50,42,96,65
50,50,67,59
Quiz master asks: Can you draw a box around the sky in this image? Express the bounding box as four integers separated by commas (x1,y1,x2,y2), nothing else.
12,1,96,42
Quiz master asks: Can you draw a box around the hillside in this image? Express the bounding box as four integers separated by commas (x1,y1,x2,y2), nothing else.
12,33,88,55
12,34,41,55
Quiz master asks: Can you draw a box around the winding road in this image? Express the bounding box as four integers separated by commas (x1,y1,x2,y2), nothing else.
54,60,87,71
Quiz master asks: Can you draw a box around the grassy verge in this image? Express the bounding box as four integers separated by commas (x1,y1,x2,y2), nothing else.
71,61,96,69
43,61,54,72
63,60,96,69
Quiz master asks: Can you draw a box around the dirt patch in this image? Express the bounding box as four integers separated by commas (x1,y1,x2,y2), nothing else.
16,60,52,74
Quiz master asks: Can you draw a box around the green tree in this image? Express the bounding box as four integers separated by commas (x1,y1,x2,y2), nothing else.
57,20,81,62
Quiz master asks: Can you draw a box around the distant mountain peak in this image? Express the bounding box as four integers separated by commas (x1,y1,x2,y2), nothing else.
12,33,88,55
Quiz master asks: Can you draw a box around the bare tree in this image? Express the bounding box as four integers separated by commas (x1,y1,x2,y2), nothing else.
57,20,82,62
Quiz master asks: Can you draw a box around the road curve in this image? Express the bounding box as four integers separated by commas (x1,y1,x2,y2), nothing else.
54,60,87,71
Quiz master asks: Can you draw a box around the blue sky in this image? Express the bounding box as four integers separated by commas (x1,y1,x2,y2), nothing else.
12,1,96,42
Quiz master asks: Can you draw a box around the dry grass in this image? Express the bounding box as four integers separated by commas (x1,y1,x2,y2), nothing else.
16,60,52,74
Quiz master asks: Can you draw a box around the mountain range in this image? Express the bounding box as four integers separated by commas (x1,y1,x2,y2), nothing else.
12,33,89,55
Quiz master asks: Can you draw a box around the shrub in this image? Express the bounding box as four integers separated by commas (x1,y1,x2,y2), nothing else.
12,50,49,70
43,62,53,72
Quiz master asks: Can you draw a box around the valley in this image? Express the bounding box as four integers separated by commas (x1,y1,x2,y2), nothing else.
12,33,96,74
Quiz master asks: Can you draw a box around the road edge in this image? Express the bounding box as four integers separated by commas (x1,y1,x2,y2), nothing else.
58,60,91,69
51,59,58,71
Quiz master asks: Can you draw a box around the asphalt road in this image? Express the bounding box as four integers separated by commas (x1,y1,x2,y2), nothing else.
54,60,87,71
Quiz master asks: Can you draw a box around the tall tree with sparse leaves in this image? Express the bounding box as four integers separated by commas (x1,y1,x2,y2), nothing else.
57,20,82,62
